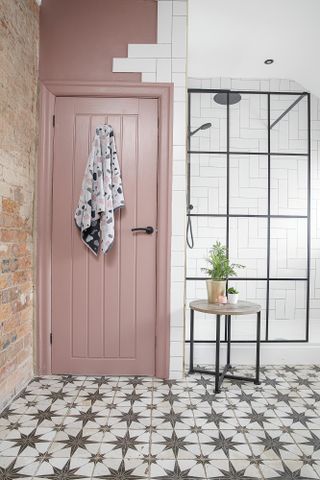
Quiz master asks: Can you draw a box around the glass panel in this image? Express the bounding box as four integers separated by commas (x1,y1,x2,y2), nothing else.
186,217,227,277
227,280,267,341
268,280,307,340
270,94,308,154
270,155,308,216
229,155,268,215
270,218,307,278
189,92,227,152
229,217,268,278
190,154,227,214
229,93,268,153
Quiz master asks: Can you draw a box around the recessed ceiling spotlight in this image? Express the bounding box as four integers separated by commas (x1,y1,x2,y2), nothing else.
264,59,274,65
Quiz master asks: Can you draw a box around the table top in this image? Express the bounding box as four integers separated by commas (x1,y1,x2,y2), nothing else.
189,299,261,315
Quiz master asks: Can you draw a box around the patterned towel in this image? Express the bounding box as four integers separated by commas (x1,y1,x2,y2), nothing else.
75,125,125,255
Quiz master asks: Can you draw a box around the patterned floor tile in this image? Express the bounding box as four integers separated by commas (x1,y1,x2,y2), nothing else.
246,429,305,461
35,456,95,479
0,454,42,478
48,427,103,458
234,405,285,430
205,459,264,479
0,425,56,457
260,459,319,479
198,429,251,460
100,429,150,459
290,428,320,458
108,407,152,430
150,459,206,479
150,429,201,460
92,457,149,479
1,367,320,479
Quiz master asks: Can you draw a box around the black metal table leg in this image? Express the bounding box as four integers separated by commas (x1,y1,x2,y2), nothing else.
188,301,262,393
215,314,221,393
227,315,231,366
189,308,194,374
255,311,261,385
224,315,228,341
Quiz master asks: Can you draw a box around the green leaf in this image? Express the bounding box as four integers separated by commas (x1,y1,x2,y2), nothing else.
202,241,245,280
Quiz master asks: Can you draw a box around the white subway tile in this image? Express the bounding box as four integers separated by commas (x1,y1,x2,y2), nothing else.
156,58,172,82
172,58,186,73
174,86,186,102
157,0,173,44
171,250,185,267
172,15,187,58
188,78,202,88
173,1,187,16
170,340,184,357
173,101,187,145
173,160,186,176
172,174,186,191
171,234,185,252
173,145,187,160
170,327,184,343
141,72,156,82
172,72,186,87
169,369,185,380
170,307,185,327
171,266,185,282
169,356,184,371
128,43,171,58
171,280,185,303
113,58,156,73
171,201,186,236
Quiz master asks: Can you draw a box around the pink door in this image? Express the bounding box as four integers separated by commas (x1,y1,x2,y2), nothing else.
51,97,158,375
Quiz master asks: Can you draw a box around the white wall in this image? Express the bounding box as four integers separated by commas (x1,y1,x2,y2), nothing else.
112,1,320,375
186,77,320,368
113,0,188,378
188,0,320,99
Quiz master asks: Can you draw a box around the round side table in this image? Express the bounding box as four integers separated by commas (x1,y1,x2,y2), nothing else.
189,300,262,393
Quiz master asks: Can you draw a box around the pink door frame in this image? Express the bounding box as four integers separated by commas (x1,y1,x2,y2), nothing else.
37,81,173,378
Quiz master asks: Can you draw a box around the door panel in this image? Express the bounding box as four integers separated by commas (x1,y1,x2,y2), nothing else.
52,97,158,375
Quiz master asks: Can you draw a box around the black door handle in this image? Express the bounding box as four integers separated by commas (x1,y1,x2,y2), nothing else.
131,226,154,235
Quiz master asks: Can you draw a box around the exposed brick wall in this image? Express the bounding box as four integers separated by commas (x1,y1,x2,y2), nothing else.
0,0,39,410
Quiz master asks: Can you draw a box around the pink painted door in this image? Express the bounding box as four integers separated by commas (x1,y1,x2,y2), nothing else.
51,97,158,375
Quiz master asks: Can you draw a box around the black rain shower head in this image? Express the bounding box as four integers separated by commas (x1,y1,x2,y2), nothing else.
190,122,212,136
214,92,242,105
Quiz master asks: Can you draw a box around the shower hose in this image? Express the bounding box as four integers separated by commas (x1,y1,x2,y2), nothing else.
186,205,194,249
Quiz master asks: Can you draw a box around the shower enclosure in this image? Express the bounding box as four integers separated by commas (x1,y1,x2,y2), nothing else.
186,88,311,347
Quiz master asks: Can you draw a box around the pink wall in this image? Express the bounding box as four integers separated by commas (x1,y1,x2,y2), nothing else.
40,0,157,82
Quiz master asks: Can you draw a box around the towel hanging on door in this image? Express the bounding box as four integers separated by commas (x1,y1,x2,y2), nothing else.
75,125,125,255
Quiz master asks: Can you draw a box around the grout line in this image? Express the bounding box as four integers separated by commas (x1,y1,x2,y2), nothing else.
223,381,267,479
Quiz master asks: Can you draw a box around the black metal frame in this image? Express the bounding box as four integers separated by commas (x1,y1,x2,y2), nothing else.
189,308,261,393
186,88,311,344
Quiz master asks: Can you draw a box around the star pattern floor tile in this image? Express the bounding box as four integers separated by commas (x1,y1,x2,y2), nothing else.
0,366,320,479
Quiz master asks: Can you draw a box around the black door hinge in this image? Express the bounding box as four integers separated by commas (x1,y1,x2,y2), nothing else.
50,333,53,345
53,115,55,127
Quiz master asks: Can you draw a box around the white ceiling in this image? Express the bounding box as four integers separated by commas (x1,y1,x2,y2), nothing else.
188,0,320,97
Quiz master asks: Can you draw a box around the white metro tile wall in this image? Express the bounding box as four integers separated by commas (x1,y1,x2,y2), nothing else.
113,0,187,377
187,77,320,367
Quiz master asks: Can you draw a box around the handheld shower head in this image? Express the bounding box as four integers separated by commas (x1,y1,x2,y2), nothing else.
190,122,212,136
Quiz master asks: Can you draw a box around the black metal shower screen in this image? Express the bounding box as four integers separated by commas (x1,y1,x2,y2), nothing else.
186,88,311,344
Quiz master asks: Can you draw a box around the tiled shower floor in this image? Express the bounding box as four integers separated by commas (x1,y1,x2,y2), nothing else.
0,366,320,479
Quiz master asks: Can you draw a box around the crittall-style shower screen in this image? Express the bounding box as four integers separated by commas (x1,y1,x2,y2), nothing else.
186,88,310,346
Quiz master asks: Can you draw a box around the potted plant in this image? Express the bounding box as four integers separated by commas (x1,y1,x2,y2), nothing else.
227,287,239,304
202,242,244,304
